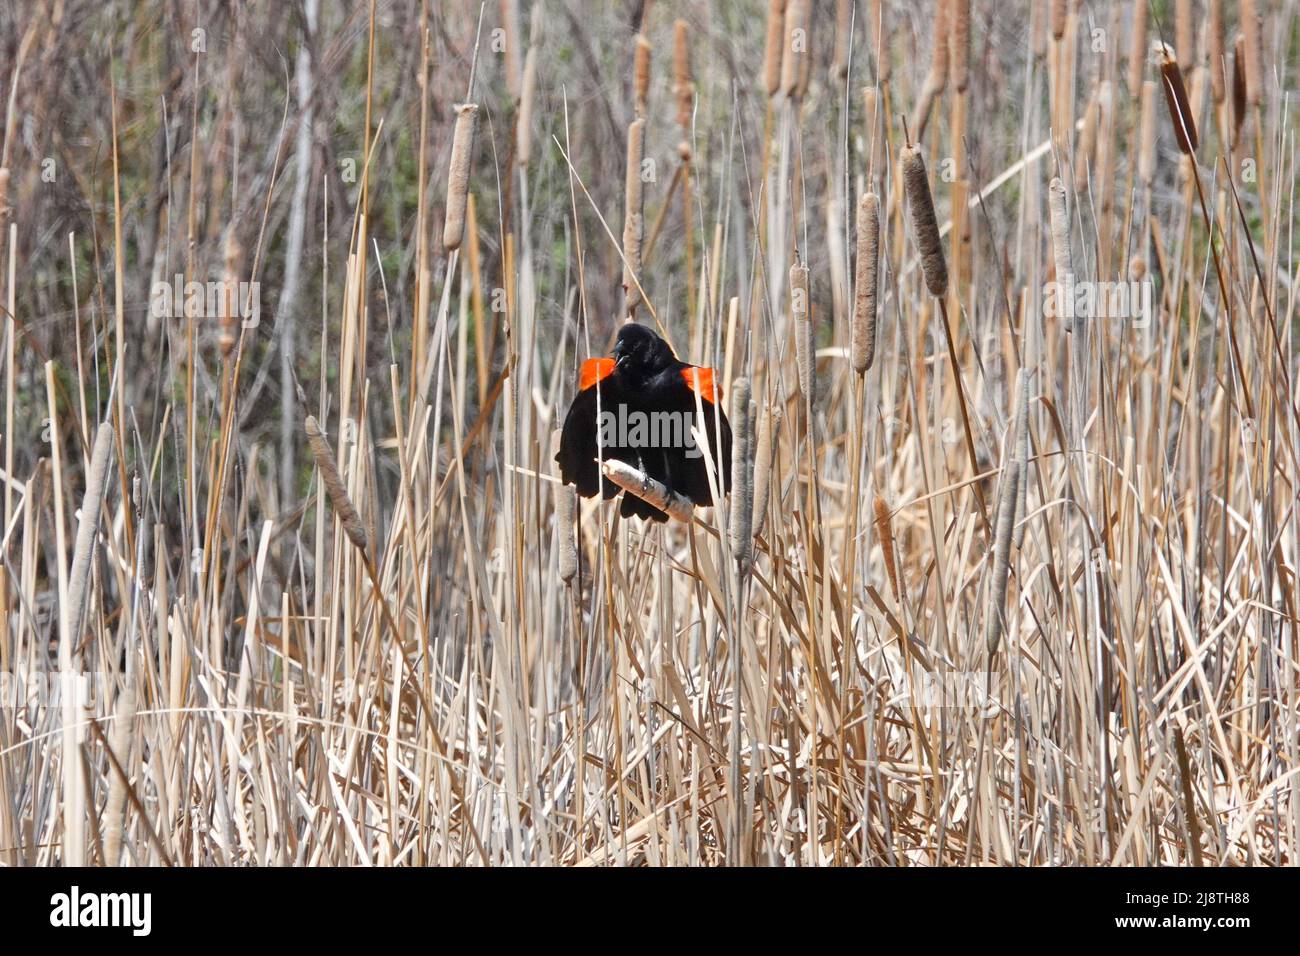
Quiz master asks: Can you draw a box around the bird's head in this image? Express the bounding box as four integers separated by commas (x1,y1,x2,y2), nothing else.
612,323,675,379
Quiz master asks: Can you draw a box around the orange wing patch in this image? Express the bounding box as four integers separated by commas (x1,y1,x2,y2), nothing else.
681,366,722,404
579,357,616,391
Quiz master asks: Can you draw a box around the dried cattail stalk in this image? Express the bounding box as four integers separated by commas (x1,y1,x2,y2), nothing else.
901,145,948,298
1051,0,1067,40
0,167,9,225
601,458,694,523
305,415,370,551
983,449,1021,659
852,191,880,374
729,379,754,565
763,0,786,95
780,0,808,97
951,0,970,93
501,0,523,100
790,261,814,404
633,34,652,117
752,405,781,537
622,118,646,314
873,495,899,601
1240,0,1262,106
1208,0,1225,103
673,20,693,129
1138,79,1159,185
443,103,478,251
516,46,538,166
552,429,577,584
1129,256,1147,282
1048,176,1074,332
1127,0,1148,95
67,423,115,643
1160,54,1199,154
1175,0,1194,75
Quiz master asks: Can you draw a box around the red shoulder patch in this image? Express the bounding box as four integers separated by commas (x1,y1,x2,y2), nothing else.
681,366,722,404
579,357,616,391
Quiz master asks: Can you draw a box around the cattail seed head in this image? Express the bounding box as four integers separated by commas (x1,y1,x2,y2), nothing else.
218,229,242,358
780,0,808,98
552,429,577,584
1231,34,1248,145
1175,0,1194,77
729,379,754,565
673,20,693,129
951,0,970,93
871,0,891,82
763,0,786,96
622,118,646,314
517,46,537,166
752,405,781,538
1208,0,1225,103
633,34,652,117
1240,0,1262,107
1048,176,1074,332
1129,256,1147,282
67,423,115,643
305,415,370,551
873,495,899,601
1160,54,1198,154
501,0,523,100
983,445,1020,659
852,191,880,375
443,103,478,251
790,261,814,405
901,145,948,298
1127,0,1148,96
1051,0,1067,40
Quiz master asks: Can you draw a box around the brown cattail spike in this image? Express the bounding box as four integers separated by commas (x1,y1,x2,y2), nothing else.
1048,176,1074,331
1160,54,1198,154
873,496,899,601
951,0,970,93
622,118,646,314
763,0,786,96
633,34,652,117
1208,0,1225,104
1240,0,1262,107
444,103,478,251
517,47,537,166
852,192,880,374
780,0,808,98
901,145,948,298
305,415,370,551
752,405,781,537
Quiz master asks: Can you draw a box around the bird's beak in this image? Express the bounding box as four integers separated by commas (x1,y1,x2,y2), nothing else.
615,353,631,370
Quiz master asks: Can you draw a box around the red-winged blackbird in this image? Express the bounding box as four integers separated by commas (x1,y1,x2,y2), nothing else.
556,323,732,522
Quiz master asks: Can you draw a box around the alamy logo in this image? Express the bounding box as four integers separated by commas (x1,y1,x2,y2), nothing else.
150,274,261,328
1043,276,1152,328
597,404,707,458
49,886,151,936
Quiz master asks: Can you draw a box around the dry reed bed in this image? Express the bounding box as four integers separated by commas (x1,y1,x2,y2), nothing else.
0,0,1295,866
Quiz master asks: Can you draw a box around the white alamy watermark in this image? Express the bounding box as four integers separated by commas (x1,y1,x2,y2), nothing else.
150,274,260,328
897,671,994,713
50,886,151,936
1043,276,1153,328
597,405,707,458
